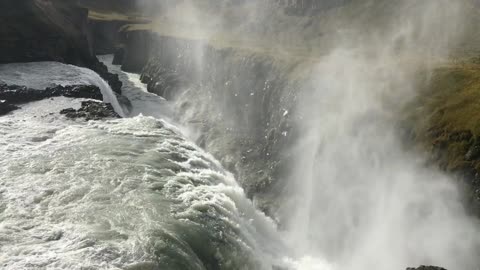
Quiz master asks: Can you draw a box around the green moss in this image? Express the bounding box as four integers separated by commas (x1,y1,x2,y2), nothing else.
446,141,471,170
406,61,480,170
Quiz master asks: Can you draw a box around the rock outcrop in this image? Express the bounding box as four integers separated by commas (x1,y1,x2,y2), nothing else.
0,101,20,116
0,82,120,119
0,83,103,104
89,20,127,55
0,0,122,93
60,100,120,120
118,29,152,72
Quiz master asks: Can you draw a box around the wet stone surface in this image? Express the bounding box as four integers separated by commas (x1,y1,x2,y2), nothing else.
60,100,120,120
0,83,103,103
0,100,19,116
407,266,447,270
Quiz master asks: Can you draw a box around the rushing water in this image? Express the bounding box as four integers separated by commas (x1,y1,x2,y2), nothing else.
0,61,282,269
282,2,480,270
2,39,480,268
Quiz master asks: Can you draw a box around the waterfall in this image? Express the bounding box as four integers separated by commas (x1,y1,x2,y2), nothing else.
283,1,480,269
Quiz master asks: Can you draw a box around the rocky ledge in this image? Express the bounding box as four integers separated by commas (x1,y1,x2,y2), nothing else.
0,82,119,120
0,100,20,116
0,83,103,104
407,266,447,270
61,100,120,120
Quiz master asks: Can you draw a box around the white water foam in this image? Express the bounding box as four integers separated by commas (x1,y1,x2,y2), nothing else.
0,59,282,269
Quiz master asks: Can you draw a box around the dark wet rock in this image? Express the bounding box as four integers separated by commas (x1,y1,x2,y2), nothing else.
60,100,120,120
141,67,187,100
406,266,447,270
45,230,64,241
89,20,127,55
0,100,20,116
112,47,125,65
0,84,103,104
120,30,152,72
90,61,122,94
116,94,133,115
466,138,480,161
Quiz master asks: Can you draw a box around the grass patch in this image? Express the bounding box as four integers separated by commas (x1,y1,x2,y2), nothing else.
405,60,480,171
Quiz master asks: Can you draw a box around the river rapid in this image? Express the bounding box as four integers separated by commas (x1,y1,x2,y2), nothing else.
0,58,283,270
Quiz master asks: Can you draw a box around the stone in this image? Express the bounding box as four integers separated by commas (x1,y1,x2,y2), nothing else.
60,100,120,120
0,100,19,116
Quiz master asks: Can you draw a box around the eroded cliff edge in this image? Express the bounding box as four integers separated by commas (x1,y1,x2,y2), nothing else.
109,27,477,222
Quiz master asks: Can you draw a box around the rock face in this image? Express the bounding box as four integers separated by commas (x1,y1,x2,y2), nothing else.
112,47,125,65
119,30,152,72
60,100,120,120
0,0,122,94
0,84,103,104
0,101,20,116
0,82,120,119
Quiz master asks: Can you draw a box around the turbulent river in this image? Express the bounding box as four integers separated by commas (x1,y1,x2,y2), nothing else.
0,57,283,270
1,51,480,270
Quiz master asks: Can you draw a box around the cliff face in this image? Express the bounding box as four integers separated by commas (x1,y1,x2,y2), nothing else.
0,0,122,93
0,0,92,65
89,20,126,55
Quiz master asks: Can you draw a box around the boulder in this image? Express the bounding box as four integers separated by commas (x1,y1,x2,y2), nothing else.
60,100,120,120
